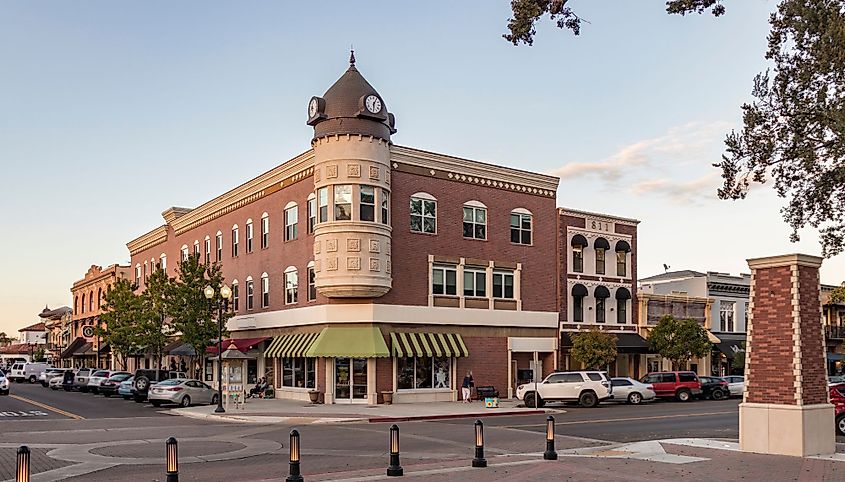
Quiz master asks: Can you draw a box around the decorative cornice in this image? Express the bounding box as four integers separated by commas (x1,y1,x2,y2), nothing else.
747,253,822,270
127,225,169,256
566,227,631,244
559,207,640,226
707,282,750,295
391,145,559,197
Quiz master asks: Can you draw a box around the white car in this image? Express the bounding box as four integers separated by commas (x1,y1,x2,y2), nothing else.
39,368,70,387
609,377,656,404
10,362,51,383
0,369,9,395
723,375,745,397
516,371,612,408
148,379,219,408
87,370,130,394
48,375,65,390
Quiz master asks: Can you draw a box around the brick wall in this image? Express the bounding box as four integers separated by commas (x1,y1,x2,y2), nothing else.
798,265,827,405
456,336,509,394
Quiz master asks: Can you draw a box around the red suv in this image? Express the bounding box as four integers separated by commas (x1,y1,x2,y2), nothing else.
640,371,702,402
831,384,845,436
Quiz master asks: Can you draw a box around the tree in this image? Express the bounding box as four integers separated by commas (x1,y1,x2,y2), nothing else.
648,315,712,370
731,351,746,373
0,332,11,347
570,330,618,370
504,0,725,46
96,278,142,371
168,253,230,377
139,265,173,371
32,346,46,362
829,282,845,305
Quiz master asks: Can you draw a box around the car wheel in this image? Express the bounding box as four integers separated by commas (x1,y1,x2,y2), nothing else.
103,392,111,398
180,396,191,408
524,392,538,408
151,400,162,407
133,396,145,403
579,391,599,408
211,394,220,405
134,376,150,392
837,414,845,437
676,389,692,402
123,395,131,400
712,389,726,400
628,392,643,405
28,376,36,384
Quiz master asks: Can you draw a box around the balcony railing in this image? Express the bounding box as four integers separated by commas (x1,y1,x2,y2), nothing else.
826,326,845,340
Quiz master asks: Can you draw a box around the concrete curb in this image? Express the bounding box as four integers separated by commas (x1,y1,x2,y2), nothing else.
367,409,548,423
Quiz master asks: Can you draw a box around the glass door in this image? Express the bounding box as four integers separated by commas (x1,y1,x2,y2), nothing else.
335,357,368,402
335,358,351,400
352,358,367,400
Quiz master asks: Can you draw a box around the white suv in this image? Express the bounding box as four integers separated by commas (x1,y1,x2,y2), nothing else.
516,371,612,408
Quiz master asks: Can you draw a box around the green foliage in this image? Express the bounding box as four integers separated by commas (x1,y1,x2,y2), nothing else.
829,283,845,305
731,351,746,372
648,315,712,370
570,330,618,370
504,0,725,45
716,0,845,256
96,278,142,371
0,332,10,346
33,346,46,362
138,265,174,371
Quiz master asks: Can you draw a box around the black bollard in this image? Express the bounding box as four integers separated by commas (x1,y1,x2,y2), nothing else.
16,445,30,482
166,437,179,482
387,424,404,476
543,416,558,460
472,419,487,468
286,429,304,482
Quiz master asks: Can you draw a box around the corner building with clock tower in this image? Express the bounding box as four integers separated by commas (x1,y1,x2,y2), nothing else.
125,54,640,404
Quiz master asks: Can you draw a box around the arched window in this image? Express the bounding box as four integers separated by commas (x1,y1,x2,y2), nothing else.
615,287,631,324
462,200,487,240
307,194,317,233
410,192,437,234
510,208,532,245
143,261,149,282
571,284,588,323
193,240,200,256
246,218,254,253
97,288,103,309
81,294,86,314
306,261,317,301
284,266,298,305
285,202,299,241
181,245,189,262
160,253,167,271
231,225,239,257
88,290,94,312
215,231,223,262
594,286,610,323
261,213,270,249
615,240,631,277
204,235,211,264
594,237,610,275
571,234,588,273
245,276,254,311
135,264,141,287
74,296,79,315
231,280,240,312
261,272,269,308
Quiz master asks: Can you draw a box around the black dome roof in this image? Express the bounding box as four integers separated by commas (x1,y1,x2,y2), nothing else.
310,53,395,142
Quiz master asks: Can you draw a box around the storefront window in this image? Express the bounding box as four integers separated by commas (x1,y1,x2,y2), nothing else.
281,357,315,389
397,356,450,390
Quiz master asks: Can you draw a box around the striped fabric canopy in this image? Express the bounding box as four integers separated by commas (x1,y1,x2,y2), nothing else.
390,332,469,358
265,333,319,358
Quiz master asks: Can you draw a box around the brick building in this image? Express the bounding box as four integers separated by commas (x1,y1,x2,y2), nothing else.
126,56,638,403
65,264,131,369
39,306,72,366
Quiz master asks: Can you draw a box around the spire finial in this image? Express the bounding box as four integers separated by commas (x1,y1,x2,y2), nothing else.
349,47,356,66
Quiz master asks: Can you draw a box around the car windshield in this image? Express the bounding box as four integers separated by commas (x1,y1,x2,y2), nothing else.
110,374,131,381
156,379,182,386
122,377,134,383
92,371,110,377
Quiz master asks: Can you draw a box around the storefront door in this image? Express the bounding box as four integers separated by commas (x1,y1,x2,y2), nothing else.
335,357,367,403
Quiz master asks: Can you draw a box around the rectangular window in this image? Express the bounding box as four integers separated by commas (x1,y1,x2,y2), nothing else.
381,189,389,224
246,222,254,253
410,197,436,234
143,262,148,282
307,197,316,233
160,256,167,271
181,248,189,262
232,284,239,312
205,239,211,264
285,206,298,241
492,271,514,299
617,299,627,324
246,280,254,310
193,243,200,256
596,298,606,323
135,266,141,287
573,296,584,323
204,359,213,382
510,212,532,245
307,267,316,301
462,206,487,240
285,270,298,304
432,265,457,296
261,276,269,308
334,185,352,221
261,216,269,249
282,357,315,389
463,268,487,297
616,251,626,277
573,246,583,273
231,228,239,257
596,248,605,275
720,301,735,331
396,356,450,390
216,234,223,262
360,185,375,222
317,188,328,223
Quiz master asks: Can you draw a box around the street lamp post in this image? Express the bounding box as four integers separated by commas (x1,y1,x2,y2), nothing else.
204,284,231,414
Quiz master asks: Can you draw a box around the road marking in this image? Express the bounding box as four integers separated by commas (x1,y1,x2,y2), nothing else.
9,394,85,420
507,410,735,428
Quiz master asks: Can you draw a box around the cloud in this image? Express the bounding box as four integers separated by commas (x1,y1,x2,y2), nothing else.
630,172,722,204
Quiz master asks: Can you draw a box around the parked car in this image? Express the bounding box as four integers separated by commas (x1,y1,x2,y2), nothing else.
87,370,130,394
61,370,76,391
132,370,187,402
118,376,135,400
9,362,51,383
516,371,612,408
698,376,730,400
609,377,655,404
148,379,219,408
829,375,845,386
723,375,745,397
74,368,96,392
640,371,702,402
39,368,70,387
48,374,65,390
0,369,9,395
831,383,845,436
99,373,133,397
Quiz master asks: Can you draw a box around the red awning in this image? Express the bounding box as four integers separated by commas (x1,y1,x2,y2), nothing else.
206,337,268,355
0,343,30,355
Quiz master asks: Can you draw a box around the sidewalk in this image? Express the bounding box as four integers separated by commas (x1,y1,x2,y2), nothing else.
172,397,547,424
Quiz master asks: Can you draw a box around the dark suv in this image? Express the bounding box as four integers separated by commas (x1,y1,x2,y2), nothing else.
640,371,702,402
132,370,187,402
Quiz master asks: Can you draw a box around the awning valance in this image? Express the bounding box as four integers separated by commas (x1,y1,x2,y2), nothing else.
572,284,588,297
206,337,268,355
594,237,610,250
615,240,631,252
571,234,588,247
265,333,320,358
594,285,611,299
305,326,390,358
390,332,469,358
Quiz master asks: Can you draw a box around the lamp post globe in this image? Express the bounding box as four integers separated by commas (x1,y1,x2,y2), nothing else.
220,284,232,300
203,285,215,299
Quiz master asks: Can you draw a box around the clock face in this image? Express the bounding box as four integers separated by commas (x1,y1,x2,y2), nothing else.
365,95,382,114
308,98,318,118
83,326,94,337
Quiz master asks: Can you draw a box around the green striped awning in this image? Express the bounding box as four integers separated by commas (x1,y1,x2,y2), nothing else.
265,333,320,358
390,332,469,358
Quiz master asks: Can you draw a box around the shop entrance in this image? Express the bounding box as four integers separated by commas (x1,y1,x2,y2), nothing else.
335,357,367,403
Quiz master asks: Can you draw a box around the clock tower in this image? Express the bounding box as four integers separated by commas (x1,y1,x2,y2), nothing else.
307,52,396,298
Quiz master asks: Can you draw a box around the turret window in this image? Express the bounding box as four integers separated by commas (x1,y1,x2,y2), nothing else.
381,189,389,225
317,188,328,223
360,185,376,222
334,185,352,221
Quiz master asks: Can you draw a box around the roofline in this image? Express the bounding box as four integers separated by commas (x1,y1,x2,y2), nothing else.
71,264,131,290
558,207,640,225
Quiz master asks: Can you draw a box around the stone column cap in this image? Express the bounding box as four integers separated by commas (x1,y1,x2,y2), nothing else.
747,253,822,270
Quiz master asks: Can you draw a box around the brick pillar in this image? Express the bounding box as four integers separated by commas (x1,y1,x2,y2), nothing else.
740,254,833,456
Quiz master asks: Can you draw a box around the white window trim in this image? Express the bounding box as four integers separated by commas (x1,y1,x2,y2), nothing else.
410,195,437,235
285,204,299,241
462,202,487,240
284,266,298,305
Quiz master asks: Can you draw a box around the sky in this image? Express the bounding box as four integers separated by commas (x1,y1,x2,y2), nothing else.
2,0,841,336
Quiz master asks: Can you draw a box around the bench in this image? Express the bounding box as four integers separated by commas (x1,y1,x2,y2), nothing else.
476,386,499,399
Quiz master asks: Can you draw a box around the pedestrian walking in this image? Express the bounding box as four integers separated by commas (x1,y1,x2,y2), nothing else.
461,371,474,403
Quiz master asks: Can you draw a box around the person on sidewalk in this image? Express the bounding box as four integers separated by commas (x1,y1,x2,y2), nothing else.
461,371,474,403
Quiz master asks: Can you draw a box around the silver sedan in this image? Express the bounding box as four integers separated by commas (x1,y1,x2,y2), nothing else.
148,379,219,408
609,377,656,404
